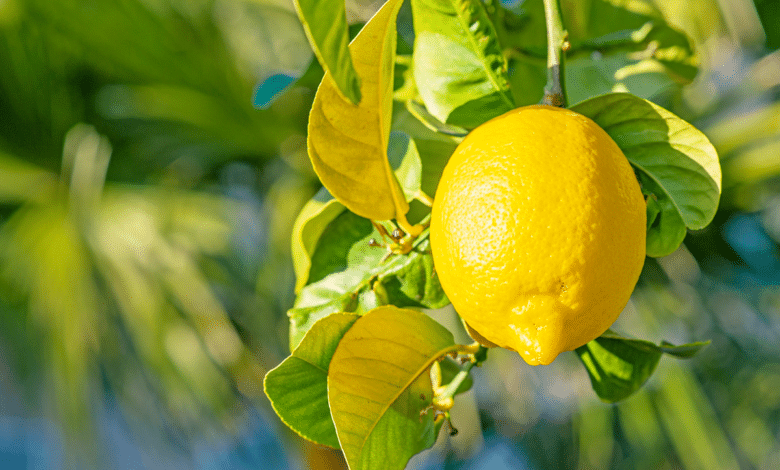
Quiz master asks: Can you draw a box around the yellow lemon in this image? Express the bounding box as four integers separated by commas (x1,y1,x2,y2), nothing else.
430,105,646,365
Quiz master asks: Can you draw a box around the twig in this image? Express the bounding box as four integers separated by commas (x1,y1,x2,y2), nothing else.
541,0,568,107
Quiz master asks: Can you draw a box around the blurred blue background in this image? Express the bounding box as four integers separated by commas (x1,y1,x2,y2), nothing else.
0,0,779,468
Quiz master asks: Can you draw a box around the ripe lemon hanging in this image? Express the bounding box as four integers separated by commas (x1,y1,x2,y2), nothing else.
430,105,646,365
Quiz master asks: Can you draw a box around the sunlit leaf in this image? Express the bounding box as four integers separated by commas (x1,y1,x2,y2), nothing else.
572,93,721,257
371,236,448,308
310,210,376,286
393,54,417,102
565,54,682,106
576,330,710,403
291,178,437,298
293,0,360,104
389,107,460,200
264,314,359,448
328,306,458,470
291,188,347,292
288,270,365,351
288,227,449,350
308,0,412,226
411,0,514,128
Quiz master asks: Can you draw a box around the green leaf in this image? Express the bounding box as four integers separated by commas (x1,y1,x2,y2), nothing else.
414,138,459,199
288,227,450,350
411,0,514,128
572,93,721,257
372,236,448,309
293,0,361,104
506,55,548,107
308,210,375,289
292,177,437,297
638,173,687,256
264,314,359,448
404,101,468,137
576,330,710,403
388,131,423,202
291,188,347,293
307,0,412,225
288,270,364,351
389,130,458,206
328,306,458,470
389,106,460,200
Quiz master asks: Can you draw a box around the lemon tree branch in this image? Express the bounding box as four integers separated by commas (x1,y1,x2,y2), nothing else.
541,0,568,108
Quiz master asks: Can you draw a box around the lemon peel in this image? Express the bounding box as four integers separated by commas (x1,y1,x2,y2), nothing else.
430,105,646,365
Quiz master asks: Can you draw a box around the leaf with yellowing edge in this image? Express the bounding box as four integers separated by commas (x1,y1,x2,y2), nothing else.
328,306,459,470
307,0,420,236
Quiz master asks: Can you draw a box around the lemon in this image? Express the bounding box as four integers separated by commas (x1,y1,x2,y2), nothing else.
430,105,646,365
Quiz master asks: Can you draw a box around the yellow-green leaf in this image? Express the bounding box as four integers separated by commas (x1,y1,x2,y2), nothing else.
291,188,346,293
307,0,413,229
328,306,458,470
293,0,361,104
264,313,359,448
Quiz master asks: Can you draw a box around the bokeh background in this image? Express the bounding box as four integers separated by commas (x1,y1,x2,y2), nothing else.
0,0,779,468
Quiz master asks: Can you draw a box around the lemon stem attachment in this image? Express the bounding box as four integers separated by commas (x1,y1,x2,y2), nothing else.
395,211,423,238
435,345,488,405
541,0,568,108
416,191,434,207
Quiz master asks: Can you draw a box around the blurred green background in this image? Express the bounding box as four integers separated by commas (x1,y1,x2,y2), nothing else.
0,0,779,468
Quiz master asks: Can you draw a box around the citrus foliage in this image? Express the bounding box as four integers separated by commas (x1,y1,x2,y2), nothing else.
307,0,414,229
265,313,359,447
576,330,710,403
411,0,515,127
292,0,360,103
572,93,721,257
328,306,459,469
267,0,721,468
